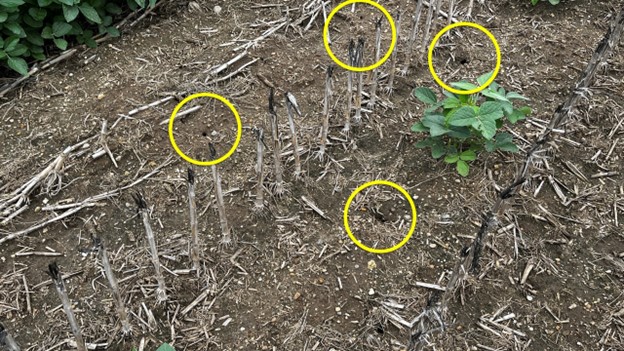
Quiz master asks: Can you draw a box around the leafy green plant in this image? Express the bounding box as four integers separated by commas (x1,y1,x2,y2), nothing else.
411,71,531,177
531,0,560,5
0,0,156,75
131,343,175,351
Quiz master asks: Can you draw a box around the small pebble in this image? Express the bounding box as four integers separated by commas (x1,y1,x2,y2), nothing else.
214,5,222,15
368,288,375,295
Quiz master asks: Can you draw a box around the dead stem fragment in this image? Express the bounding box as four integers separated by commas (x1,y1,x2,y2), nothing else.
133,193,167,302
342,39,356,136
210,143,233,247
268,88,287,195
318,65,334,159
252,127,267,214
367,17,382,109
0,322,20,351
353,38,365,125
385,10,401,94
187,167,201,275
48,262,86,351
285,92,303,178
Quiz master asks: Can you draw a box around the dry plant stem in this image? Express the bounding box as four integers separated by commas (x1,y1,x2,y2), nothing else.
99,120,118,168
385,11,401,94
447,0,455,27
0,322,20,351
187,167,200,275
285,92,302,177
435,0,442,27
96,238,132,335
319,65,334,158
353,38,365,124
342,39,355,135
253,127,266,211
210,143,232,245
268,89,285,194
134,193,167,302
368,17,382,109
407,8,624,348
421,0,436,56
48,262,86,351
402,0,424,74
466,0,475,19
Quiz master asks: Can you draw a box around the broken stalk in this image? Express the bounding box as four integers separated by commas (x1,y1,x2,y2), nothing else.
402,0,424,74
210,143,232,246
187,167,200,275
252,127,267,214
94,237,132,335
420,0,436,57
268,88,286,195
318,65,334,159
0,322,20,351
133,193,167,302
342,39,356,136
285,92,303,178
353,37,365,125
385,10,401,94
367,17,382,109
447,0,455,27
48,262,86,351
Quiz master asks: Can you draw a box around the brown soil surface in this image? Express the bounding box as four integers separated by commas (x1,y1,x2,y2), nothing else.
1,1,623,351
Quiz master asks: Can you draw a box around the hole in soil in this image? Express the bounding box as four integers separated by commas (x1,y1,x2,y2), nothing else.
376,325,384,334
460,58,469,65
202,132,207,137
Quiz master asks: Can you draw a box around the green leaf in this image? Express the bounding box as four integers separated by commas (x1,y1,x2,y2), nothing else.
156,343,176,351
472,114,497,140
500,101,514,116
444,154,459,164
424,101,444,114
0,12,8,23
411,122,428,133
79,3,102,23
22,14,43,29
0,0,25,7
135,0,146,8
494,133,519,152
149,0,156,8
41,25,53,39
105,3,123,14
413,87,437,105
63,4,79,22
7,43,27,56
481,88,509,102
443,97,461,109
56,0,75,5
53,38,68,50
5,21,24,36
549,0,560,4
4,36,18,51
459,150,476,161
519,106,531,115
28,7,47,21
414,138,432,148
456,160,469,177
506,91,530,101
7,55,28,75
422,114,449,137
31,52,46,60
431,141,446,159
106,26,120,37
37,0,52,5
476,71,494,86
448,106,477,127
52,21,72,36
451,81,479,91
478,101,505,121
0,50,6,59
484,140,496,152
507,110,526,124
447,126,471,139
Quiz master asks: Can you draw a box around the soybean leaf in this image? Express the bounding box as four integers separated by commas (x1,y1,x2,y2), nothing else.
62,4,79,22
7,55,28,75
444,154,459,164
53,38,68,50
476,71,494,86
448,106,477,127
431,140,446,159
507,110,525,124
478,101,505,121
0,12,8,23
456,160,469,177
149,0,156,8
451,81,478,91
422,114,449,137
28,7,46,21
447,126,471,139
105,3,123,14
23,14,43,29
484,140,496,152
500,101,514,116
0,50,6,59
411,122,428,133
7,43,27,56
79,3,102,24
495,133,519,152
56,0,75,5
52,21,72,36
156,343,176,351
414,138,432,148
0,0,25,7
4,36,18,51
506,91,530,101
424,101,444,114
459,150,476,161
519,106,531,115
31,52,46,60
443,97,461,109
135,0,146,8
41,26,53,39
5,21,24,36
413,87,437,105
106,26,120,37
481,88,509,101
472,114,497,140
37,0,52,5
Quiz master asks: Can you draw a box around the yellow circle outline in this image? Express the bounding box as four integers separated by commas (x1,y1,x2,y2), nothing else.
323,0,397,72
168,92,242,166
428,22,501,95
343,180,417,254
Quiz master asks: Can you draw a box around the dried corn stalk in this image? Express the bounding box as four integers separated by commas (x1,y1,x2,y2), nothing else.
402,0,424,74
49,262,86,351
385,10,401,94
210,143,232,246
285,92,303,178
187,167,200,274
318,65,334,159
0,322,20,351
133,193,167,302
353,38,365,125
268,88,286,195
367,17,382,109
252,127,267,214
342,39,356,136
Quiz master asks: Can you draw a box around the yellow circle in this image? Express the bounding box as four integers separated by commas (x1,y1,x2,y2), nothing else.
323,0,397,72
343,180,417,254
168,93,242,166
427,22,501,95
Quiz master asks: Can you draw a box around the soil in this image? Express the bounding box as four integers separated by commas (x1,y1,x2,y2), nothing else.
1,1,623,351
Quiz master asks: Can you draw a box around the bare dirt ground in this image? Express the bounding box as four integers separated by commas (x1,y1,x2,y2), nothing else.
1,1,623,350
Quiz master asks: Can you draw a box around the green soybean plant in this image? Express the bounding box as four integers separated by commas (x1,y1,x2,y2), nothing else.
531,0,560,5
411,71,531,177
131,343,175,351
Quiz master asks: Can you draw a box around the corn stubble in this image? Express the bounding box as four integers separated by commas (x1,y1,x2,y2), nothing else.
318,65,334,160
252,126,267,215
48,262,87,351
268,88,287,196
209,143,233,248
133,192,167,302
187,167,201,274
